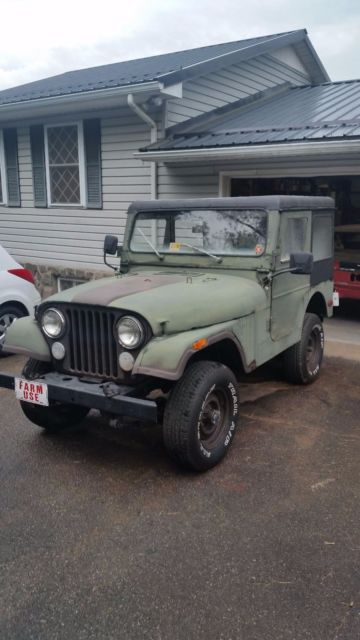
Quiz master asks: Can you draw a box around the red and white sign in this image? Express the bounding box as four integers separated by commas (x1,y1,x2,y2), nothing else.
15,378,49,406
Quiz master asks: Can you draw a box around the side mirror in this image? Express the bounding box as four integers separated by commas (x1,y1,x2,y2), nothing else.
290,252,313,275
104,235,118,255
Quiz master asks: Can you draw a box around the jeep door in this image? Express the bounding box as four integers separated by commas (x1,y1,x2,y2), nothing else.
270,211,311,341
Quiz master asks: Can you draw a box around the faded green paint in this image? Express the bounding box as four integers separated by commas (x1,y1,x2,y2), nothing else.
2,196,335,382
133,319,250,379
109,273,265,335
42,270,266,336
3,316,50,361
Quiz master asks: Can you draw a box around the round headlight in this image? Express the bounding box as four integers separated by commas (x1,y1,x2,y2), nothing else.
117,316,144,349
41,308,65,338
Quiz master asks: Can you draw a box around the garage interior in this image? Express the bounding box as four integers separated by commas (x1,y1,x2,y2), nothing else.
230,174,360,318
230,175,360,225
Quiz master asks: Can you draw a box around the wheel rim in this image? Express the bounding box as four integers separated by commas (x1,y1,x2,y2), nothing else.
199,388,230,449
306,327,322,370
0,312,17,338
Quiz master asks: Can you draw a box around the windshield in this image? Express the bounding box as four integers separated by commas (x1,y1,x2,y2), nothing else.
130,209,267,257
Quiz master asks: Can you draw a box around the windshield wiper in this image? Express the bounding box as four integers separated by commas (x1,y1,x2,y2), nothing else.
138,229,164,260
181,242,222,263
240,221,266,238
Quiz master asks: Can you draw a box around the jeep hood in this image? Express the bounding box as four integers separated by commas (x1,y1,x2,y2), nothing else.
46,271,266,335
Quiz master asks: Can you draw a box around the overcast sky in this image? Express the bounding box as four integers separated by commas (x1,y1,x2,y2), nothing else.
0,0,359,90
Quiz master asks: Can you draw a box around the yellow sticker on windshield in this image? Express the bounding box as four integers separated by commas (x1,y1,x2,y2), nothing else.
169,242,182,251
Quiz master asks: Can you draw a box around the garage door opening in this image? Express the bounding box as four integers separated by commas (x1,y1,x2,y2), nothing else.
230,175,360,313
230,175,360,226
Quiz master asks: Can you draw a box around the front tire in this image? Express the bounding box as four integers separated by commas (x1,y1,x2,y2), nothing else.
20,358,89,433
283,313,324,384
20,401,89,433
163,361,239,471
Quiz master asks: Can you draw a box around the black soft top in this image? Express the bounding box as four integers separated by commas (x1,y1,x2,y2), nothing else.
129,195,335,214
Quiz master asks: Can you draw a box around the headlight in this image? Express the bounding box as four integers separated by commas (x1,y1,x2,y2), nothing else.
41,308,65,338
117,316,144,349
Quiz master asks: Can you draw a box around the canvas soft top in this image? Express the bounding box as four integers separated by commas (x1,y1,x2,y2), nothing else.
129,195,335,214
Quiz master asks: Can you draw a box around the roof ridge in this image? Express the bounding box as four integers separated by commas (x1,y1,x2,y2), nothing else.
0,30,303,99
158,30,300,70
67,30,301,73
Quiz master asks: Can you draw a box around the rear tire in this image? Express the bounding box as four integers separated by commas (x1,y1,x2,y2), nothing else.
20,358,89,433
163,361,239,471
283,313,324,384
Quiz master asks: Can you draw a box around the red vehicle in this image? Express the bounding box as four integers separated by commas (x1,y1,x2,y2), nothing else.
334,225,360,302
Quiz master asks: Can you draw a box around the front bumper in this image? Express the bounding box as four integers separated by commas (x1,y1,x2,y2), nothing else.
0,371,158,423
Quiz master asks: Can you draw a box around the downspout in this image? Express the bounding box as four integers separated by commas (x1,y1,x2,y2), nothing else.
127,93,158,199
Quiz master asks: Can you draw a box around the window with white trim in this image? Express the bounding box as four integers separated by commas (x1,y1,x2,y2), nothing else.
31,120,102,209
45,123,86,206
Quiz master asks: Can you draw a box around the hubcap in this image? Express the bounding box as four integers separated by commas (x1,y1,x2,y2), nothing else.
306,328,321,370
0,313,17,337
199,389,230,448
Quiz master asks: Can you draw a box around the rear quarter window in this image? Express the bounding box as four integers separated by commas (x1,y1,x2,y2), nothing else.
312,215,333,261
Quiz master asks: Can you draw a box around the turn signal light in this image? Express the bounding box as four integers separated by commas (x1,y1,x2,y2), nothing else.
192,338,208,351
8,268,35,284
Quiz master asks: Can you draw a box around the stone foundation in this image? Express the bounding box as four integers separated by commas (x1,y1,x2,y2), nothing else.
23,263,111,299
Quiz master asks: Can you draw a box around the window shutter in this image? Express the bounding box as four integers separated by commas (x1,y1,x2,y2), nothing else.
84,119,102,209
30,125,47,208
3,128,20,207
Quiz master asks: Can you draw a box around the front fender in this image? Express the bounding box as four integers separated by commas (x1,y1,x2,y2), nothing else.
133,321,247,380
3,316,51,361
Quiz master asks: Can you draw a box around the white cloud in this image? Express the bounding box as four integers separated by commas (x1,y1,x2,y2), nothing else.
0,0,359,89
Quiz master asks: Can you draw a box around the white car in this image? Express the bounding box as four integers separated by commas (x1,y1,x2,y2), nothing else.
0,245,41,354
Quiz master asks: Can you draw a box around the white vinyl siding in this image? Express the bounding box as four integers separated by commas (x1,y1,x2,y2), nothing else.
0,110,152,270
271,46,309,76
166,52,309,127
157,155,360,200
0,130,7,204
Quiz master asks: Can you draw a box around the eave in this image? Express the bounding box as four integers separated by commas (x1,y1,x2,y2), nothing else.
134,139,360,163
0,80,178,123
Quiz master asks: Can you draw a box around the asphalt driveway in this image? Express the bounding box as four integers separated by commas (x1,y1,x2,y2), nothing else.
0,354,359,640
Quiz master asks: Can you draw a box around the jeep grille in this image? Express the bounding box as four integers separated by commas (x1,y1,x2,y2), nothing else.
64,306,118,378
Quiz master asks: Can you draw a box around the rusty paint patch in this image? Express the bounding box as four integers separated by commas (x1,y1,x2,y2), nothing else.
73,274,185,306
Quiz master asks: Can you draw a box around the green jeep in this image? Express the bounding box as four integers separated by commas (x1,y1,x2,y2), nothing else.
0,196,335,471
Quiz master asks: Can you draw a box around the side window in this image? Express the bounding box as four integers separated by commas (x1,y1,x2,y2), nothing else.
0,130,5,204
30,119,102,209
45,124,84,206
312,215,333,261
0,128,21,207
281,217,308,262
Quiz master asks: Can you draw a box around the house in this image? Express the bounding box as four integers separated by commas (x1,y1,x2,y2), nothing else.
0,28,359,296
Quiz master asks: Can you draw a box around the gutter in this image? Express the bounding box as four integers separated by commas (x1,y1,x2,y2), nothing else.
0,81,161,119
127,93,158,199
134,139,360,163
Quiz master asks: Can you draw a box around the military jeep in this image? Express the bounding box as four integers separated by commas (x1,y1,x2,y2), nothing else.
0,196,335,471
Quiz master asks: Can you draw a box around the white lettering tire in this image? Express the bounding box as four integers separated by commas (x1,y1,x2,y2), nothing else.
163,361,239,471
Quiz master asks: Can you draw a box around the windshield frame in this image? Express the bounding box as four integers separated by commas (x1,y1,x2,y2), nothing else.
129,207,269,259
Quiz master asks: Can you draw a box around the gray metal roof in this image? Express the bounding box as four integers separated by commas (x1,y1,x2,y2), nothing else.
0,29,324,106
141,80,360,153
